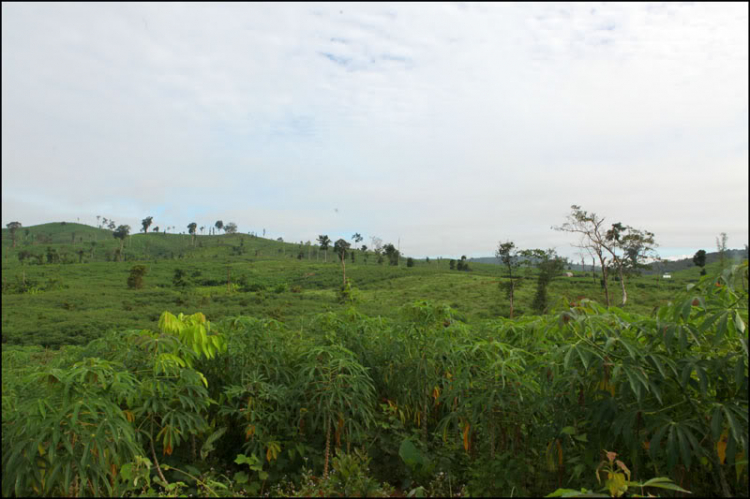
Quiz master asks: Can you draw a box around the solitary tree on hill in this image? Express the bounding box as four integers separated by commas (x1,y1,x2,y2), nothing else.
113,225,130,261
318,235,331,262
370,236,383,254
693,249,707,276
215,220,224,234
554,205,613,307
383,244,399,266
496,240,521,319
224,222,238,234
521,248,567,314
334,238,351,284
141,216,153,234
6,222,22,248
188,223,198,246
604,223,657,306
716,232,728,270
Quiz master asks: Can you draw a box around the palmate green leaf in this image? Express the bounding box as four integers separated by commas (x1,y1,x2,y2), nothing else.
637,477,691,493
200,426,227,460
735,356,747,387
723,406,742,444
711,407,724,442
680,364,693,390
695,366,708,398
714,313,729,346
680,299,693,322
734,311,746,334
564,344,576,370
666,425,678,470
698,311,721,334
676,426,692,469
664,325,675,350
648,379,663,405
648,354,668,379
624,368,642,401
679,327,689,351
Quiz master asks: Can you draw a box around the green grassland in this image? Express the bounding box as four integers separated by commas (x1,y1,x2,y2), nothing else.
2,222,701,348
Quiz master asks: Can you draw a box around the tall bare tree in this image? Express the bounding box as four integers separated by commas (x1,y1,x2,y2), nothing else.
553,205,613,307
495,240,521,318
716,232,728,270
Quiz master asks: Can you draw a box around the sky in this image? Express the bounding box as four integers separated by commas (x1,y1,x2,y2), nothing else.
2,2,748,259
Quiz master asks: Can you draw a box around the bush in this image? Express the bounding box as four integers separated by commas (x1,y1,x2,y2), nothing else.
173,268,191,288
406,258,415,268
127,265,147,289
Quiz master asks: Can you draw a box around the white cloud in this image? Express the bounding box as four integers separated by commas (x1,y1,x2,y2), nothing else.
2,2,748,258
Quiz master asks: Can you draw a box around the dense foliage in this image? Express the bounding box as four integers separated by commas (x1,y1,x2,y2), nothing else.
2,263,748,497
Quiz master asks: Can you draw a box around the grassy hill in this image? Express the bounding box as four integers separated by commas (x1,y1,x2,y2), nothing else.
1,221,733,348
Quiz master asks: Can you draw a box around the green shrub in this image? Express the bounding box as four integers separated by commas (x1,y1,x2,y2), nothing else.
127,265,147,289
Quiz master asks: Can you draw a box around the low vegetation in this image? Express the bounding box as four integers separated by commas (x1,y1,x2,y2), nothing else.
1,221,747,497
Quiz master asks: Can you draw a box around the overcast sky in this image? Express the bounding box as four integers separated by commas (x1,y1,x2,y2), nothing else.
2,2,748,259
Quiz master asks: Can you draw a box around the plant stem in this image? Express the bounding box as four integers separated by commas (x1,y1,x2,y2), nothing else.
324,416,331,479
150,417,168,485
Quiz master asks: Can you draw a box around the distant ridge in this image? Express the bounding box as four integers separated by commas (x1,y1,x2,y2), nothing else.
468,248,748,273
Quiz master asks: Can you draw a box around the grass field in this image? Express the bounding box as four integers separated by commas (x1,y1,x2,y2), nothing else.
2,222,708,348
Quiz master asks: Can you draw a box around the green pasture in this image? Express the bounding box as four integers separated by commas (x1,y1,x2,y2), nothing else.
2,222,709,348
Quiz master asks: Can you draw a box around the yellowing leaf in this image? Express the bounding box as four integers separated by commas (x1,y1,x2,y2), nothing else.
607,472,628,497
717,429,729,464
123,410,135,423
266,441,280,462
245,425,255,440
557,439,563,466
463,424,471,453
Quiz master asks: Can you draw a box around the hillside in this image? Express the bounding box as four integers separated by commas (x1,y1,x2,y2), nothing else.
1,220,719,348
